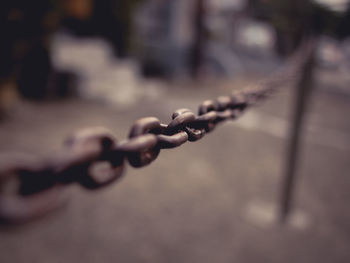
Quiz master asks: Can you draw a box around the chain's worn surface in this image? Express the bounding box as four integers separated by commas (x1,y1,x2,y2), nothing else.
0,40,314,225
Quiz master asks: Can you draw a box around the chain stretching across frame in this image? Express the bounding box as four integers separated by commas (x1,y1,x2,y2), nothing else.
0,40,315,225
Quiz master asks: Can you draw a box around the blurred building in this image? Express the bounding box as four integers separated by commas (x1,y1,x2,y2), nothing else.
134,0,197,78
1,0,350,115
134,0,280,78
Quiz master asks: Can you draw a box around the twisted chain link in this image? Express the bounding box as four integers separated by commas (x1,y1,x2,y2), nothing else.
0,40,315,224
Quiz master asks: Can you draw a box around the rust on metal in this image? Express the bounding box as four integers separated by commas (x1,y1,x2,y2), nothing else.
0,40,315,225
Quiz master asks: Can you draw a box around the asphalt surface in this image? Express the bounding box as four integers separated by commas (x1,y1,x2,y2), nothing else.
0,76,349,263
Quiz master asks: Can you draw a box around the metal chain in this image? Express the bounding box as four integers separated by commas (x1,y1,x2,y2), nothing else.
0,40,315,225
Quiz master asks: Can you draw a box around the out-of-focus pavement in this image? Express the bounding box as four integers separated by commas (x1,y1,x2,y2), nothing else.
0,76,349,263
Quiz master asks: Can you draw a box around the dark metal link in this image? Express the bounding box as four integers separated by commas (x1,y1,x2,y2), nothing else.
193,111,218,124
0,39,314,224
198,100,217,115
184,126,206,142
214,109,234,124
242,89,267,106
129,117,162,137
215,96,232,111
0,185,65,225
164,108,207,143
116,134,158,153
55,128,124,190
0,154,65,224
230,92,248,110
157,131,189,149
126,117,162,168
165,109,196,135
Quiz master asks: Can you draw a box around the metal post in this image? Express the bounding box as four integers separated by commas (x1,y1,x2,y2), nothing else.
280,48,315,223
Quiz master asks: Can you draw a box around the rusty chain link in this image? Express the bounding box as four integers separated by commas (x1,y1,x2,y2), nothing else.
0,40,315,225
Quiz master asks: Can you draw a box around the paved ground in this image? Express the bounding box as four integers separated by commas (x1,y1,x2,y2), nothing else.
0,74,349,263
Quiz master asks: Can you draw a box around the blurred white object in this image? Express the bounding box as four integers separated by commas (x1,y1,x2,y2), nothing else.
244,201,311,230
235,20,276,55
316,37,350,95
312,0,349,12
51,33,114,76
209,0,247,11
317,37,344,69
51,32,163,108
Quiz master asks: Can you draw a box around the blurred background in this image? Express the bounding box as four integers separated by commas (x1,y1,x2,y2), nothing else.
0,0,350,262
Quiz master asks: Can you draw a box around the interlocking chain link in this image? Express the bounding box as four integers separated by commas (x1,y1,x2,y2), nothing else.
0,40,315,225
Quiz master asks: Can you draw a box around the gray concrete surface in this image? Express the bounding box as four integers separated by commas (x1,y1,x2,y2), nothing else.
0,77,349,263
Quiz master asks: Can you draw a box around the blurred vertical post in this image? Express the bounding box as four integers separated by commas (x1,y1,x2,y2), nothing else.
190,0,205,78
280,43,316,223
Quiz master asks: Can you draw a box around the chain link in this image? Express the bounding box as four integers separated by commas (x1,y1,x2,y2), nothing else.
0,40,315,224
